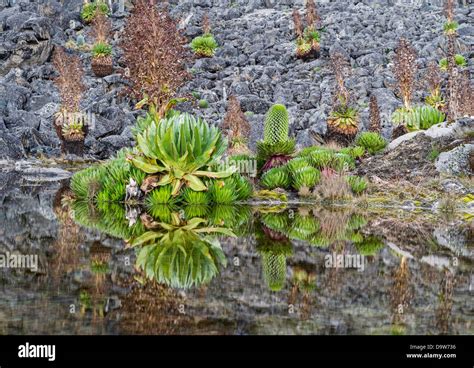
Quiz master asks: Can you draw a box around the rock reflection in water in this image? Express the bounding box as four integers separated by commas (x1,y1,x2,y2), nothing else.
0,182,472,335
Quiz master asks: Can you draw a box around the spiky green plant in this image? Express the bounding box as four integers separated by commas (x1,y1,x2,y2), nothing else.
264,104,289,144
439,54,467,71
288,213,320,241
287,157,311,175
335,152,356,170
354,235,385,256
346,176,368,195
292,166,320,191
181,187,210,205
129,112,235,196
260,166,291,190
81,1,109,23
392,105,446,131
443,21,458,35
70,165,105,201
91,42,112,58
340,146,365,159
147,204,174,223
146,185,176,206
95,152,146,203
327,104,359,137
308,150,348,171
184,205,210,219
231,175,253,200
261,212,289,233
190,35,218,57
135,234,227,289
355,132,387,155
208,179,239,204
257,104,295,172
72,149,146,203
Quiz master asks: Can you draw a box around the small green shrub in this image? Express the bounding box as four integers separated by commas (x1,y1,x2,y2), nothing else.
190,35,218,57
81,1,109,23
439,54,467,71
208,179,239,204
91,42,112,58
181,188,209,205
392,105,446,131
355,132,387,155
443,21,458,35
146,185,176,206
198,99,209,109
260,166,291,190
287,157,311,175
340,146,365,159
346,176,368,195
292,166,320,190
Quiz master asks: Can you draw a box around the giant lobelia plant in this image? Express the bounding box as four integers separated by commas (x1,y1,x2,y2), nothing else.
257,104,296,173
128,112,236,196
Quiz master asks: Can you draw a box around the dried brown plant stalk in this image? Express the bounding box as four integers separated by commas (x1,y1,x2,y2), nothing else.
90,9,110,43
459,70,474,117
222,95,250,145
330,52,350,104
305,0,320,30
446,33,461,121
52,47,85,113
369,94,381,133
292,9,304,39
444,0,455,22
425,61,443,96
393,38,417,109
202,13,211,35
120,0,190,111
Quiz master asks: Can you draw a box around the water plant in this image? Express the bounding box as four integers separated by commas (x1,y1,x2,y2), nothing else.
355,132,387,155
354,235,385,256
131,213,233,289
257,104,296,172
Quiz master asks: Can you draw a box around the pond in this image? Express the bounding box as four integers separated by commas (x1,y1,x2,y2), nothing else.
0,177,472,335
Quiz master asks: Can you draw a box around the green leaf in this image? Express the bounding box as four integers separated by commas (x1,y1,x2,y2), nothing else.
184,174,208,192
130,156,165,174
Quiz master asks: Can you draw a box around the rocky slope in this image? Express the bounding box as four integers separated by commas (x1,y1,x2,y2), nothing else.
0,0,472,163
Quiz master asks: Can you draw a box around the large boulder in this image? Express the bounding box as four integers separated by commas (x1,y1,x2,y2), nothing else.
0,13,53,76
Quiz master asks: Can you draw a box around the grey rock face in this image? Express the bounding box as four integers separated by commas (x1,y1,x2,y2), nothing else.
0,0,472,161
435,144,474,176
